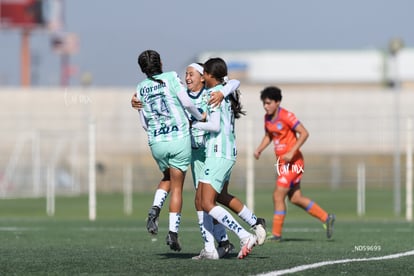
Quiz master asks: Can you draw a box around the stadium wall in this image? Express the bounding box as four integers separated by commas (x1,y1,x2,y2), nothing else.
0,87,413,197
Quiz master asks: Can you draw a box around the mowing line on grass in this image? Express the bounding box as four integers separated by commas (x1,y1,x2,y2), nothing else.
257,249,414,276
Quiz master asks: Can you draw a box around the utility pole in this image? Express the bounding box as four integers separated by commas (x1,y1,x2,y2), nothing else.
21,28,31,87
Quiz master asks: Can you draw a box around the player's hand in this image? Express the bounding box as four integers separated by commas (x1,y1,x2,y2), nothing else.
254,150,261,160
201,112,207,122
209,91,224,107
282,151,294,162
131,93,142,109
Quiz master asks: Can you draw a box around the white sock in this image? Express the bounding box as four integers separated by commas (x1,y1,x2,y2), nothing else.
238,205,258,227
169,212,181,233
202,212,216,252
196,211,214,247
209,206,250,240
152,189,168,208
213,222,228,242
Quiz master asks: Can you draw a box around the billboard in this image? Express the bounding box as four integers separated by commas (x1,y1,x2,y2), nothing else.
0,0,45,28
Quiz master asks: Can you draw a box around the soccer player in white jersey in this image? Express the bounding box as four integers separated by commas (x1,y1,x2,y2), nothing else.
135,50,205,252
191,58,262,259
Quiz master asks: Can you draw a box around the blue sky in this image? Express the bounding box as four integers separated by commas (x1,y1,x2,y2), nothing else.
0,0,412,86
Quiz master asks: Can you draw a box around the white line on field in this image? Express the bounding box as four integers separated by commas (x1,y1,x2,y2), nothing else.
256,250,414,276
0,226,411,234
0,227,41,231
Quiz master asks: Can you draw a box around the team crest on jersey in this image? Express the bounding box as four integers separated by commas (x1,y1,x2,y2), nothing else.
277,122,283,130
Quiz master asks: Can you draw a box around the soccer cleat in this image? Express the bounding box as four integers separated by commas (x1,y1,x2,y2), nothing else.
325,214,336,239
266,234,282,242
146,206,160,235
237,234,257,259
166,231,182,252
191,248,219,260
253,217,266,245
217,240,235,258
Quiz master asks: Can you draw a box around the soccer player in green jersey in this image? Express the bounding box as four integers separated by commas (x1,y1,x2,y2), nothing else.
135,50,205,252
187,62,266,260
185,62,236,258
192,58,262,259
132,58,265,258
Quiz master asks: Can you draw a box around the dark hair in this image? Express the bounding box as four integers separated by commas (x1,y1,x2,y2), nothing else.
138,50,164,84
229,89,246,119
204,57,246,119
260,86,282,102
203,57,227,83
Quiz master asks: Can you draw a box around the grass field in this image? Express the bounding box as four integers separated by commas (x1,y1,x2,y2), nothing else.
1,188,413,275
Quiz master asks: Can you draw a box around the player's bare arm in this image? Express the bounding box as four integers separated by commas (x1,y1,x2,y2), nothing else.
254,132,272,160
283,123,309,162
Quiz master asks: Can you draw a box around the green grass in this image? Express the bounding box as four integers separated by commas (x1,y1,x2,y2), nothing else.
1,188,414,275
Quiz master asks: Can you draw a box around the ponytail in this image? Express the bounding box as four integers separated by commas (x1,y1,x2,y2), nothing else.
230,89,246,119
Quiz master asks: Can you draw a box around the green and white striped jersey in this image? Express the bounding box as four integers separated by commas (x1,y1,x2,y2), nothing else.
187,88,209,148
205,84,237,161
136,71,190,145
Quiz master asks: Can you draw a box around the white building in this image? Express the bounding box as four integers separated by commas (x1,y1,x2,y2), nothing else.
198,49,414,89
